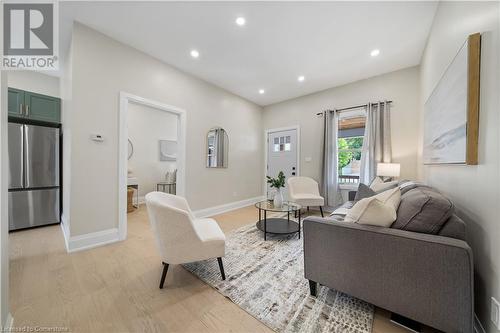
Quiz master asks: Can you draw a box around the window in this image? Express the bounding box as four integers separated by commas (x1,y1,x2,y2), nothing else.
337,111,366,184
273,135,291,152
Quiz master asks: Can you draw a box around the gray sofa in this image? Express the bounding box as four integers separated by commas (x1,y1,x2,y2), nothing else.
303,182,473,333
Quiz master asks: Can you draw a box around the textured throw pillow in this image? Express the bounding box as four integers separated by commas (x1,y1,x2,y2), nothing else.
370,177,398,192
345,187,401,227
391,187,454,234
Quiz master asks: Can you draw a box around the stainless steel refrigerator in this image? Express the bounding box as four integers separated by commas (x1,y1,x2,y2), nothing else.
8,122,60,231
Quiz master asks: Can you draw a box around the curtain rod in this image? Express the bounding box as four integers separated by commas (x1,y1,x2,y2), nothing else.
316,100,393,116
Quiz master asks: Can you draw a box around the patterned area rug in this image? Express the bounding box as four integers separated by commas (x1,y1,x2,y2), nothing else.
183,221,374,333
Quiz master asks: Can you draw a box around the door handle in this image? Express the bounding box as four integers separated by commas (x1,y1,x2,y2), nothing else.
25,105,30,117
19,104,24,116
20,125,25,188
23,125,30,188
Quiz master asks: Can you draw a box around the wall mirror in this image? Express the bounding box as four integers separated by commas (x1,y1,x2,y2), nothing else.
206,127,229,168
128,139,134,160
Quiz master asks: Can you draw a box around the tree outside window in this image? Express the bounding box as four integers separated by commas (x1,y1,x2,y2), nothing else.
337,113,366,183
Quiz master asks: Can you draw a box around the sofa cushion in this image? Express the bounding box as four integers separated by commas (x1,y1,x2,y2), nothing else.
398,180,429,195
438,215,466,240
391,187,454,234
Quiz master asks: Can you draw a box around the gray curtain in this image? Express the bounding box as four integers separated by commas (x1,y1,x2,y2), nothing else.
320,110,342,207
359,101,392,184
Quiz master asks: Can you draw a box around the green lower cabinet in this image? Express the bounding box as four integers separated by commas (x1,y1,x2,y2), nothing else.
8,88,61,124
24,91,61,123
8,88,25,119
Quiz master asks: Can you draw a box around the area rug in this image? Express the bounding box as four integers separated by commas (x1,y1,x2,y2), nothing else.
183,222,374,333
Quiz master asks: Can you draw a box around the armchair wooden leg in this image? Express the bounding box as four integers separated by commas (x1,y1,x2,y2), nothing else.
159,262,169,289
308,280,317,297
217,257,226,280
319,206,324,217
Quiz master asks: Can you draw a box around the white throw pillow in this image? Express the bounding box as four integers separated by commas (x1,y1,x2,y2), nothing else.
369,177,399,192
372,187,401,211
344,187,401,227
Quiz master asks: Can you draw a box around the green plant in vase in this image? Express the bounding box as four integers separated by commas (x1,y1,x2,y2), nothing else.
266,171,286,207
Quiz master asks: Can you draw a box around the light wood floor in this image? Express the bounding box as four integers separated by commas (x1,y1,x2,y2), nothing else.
10,205,437,332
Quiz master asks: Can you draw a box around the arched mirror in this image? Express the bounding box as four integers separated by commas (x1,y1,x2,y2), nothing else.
206,127,228,168
128,139,134,160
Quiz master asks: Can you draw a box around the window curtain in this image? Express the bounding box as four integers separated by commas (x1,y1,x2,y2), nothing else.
359,101,392,184
320,110,342,207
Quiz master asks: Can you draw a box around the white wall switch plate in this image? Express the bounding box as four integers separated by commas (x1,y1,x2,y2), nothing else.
90,134,104,142
491,297,500,329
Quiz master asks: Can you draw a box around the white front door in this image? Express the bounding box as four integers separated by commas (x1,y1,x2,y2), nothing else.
267,128,298,200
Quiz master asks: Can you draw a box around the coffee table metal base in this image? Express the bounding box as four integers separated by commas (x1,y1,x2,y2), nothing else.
256,218,300,240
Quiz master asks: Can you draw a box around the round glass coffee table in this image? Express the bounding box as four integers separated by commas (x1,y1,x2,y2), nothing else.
255,201,302,240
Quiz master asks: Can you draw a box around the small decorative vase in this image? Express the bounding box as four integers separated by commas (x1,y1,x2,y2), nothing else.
273,188,283,208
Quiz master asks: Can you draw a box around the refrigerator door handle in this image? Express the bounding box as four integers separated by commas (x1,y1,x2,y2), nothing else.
23,125,29,187
21,125,24,188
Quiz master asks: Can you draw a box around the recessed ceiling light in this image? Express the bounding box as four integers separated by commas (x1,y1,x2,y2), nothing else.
259,89,265,94
236,17,246,26
190,50,200,58
298,75,305,82
370,49,380,57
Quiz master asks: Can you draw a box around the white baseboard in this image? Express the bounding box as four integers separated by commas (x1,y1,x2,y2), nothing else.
194,196,265,218
60,195,260,252
61,223,120,253
3,313,13,330
60,215,70,252
474,313,486,333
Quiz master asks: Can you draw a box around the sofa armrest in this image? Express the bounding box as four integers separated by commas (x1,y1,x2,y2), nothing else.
303,217,473,333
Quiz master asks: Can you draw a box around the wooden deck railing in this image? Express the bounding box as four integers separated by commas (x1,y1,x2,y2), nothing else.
338,175,359,184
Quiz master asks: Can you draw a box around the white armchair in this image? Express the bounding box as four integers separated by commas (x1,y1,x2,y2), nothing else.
287,177,325,217
145,192,226,288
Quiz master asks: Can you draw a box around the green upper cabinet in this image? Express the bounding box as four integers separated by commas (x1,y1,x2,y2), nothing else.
24,91,61,123
8,88,61,124
8,88,25,119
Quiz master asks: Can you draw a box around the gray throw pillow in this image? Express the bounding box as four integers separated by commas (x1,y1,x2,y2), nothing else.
354,183,376,201
391,187,454,234
354,182,398,202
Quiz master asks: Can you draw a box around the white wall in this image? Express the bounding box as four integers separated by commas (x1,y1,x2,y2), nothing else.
60,36,73,242
0,4,11,327
65,23,263,237
7,71,60,97
419,2,500,331
127,102,178,198
263,66,420,187
0,71,11,328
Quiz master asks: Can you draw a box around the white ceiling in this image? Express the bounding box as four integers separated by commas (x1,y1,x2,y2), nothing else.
59,2,438,106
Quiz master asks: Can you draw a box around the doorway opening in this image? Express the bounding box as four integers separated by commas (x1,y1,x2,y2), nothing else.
118,92,186,241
